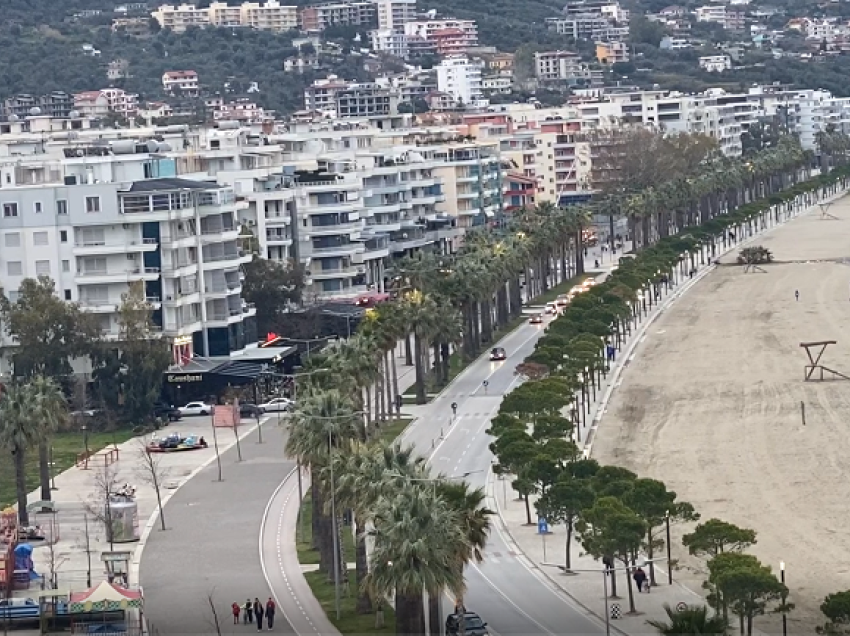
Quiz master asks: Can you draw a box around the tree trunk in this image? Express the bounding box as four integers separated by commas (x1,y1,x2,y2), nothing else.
440,344,450,385
405,334,414,366
428,592,441,636
414,333,427,404
390,353,401,419
523,493,532,525
396,591,426,636
13,447,29,526
433,342,441,385
38,441,51,503
565,520,573,571
310,476,332,574
383,353,394,421
623,561,636,613
647,528,657,586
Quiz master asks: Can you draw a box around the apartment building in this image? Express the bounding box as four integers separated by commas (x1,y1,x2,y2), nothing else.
299,1,375,31
303,77,399,118
162,70,200,96
2,93,73,120
375,0,416,31
436,57,484,106
74,88,139,118
430,140,502,229
699,55,732,72
151,1,298,32
535,50,589,84
596,41,630,64
403,19,478,54
0,141,257,369
546,15,628,41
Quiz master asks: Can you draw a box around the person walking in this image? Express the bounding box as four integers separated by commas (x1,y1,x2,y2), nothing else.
231,602,241,625
266,597,276,630
795,290,800,302
633,566,648,593
244,599,253,624
254,598,265,631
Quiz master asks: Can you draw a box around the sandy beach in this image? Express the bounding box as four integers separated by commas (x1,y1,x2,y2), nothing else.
591,194,850,631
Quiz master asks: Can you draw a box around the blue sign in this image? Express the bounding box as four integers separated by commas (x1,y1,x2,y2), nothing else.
537,516,549,534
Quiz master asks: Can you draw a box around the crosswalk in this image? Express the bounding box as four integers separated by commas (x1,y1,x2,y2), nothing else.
480,550,518,565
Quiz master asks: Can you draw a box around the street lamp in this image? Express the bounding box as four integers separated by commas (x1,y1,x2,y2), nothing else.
665,510,672,585
780,561,787,636
81,424,90,470
329,430,341,621
49,446,58,491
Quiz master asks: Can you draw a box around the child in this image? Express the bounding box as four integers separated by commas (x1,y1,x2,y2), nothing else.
232,602,241,625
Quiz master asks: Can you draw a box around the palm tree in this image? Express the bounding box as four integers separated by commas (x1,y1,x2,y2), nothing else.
367,483,470,636
29,375,67,502
402,291,441,404
0,382,40,525
286,389,363,577
647,603,728,635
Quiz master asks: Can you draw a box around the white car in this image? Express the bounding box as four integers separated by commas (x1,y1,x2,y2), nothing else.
258,397,295,413
178,401,212,416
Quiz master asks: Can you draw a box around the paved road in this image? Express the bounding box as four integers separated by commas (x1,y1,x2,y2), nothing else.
140,421,297,635
398,319,606,636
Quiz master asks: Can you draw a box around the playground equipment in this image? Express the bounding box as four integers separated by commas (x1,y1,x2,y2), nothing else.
800,341,850,381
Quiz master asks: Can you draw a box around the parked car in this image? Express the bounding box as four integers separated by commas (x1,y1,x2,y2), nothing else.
258,397,295,413
178,402,212,416
489,347,507,361
239,402,263,418
529,313,544,324
152,404,182,422
446,612,488,636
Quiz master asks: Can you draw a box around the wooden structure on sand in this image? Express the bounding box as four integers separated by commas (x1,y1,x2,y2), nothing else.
800,341,850,381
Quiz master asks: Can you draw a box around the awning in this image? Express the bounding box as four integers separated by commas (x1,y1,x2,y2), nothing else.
209,361,266,381
69,581,143,612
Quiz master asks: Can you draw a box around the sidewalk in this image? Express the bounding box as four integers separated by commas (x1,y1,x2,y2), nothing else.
490,185,847,635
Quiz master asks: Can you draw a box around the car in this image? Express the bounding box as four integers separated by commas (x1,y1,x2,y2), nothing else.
178,401,212,416
446,612,488,636
489,347,506,361
258,397,295,413
544,302,558,315
555,294,570,307
152,404,182,422
529,313,544,324
239,402,263,418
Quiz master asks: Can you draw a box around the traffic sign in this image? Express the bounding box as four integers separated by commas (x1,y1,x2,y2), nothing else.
537,516,549,534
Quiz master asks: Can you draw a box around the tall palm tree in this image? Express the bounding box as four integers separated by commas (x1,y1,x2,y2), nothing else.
0,382,40,525
402,291,441,404
367,483,470,636
29,375,67,502
286,389,363,577
647,604,728,635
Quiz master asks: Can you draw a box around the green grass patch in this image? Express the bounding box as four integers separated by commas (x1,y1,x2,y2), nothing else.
377,418,413,443
304,569,396,635
0,430,137,509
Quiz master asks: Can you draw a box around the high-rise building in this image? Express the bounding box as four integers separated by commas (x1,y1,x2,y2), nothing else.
374,0,416,31
436,57,484,106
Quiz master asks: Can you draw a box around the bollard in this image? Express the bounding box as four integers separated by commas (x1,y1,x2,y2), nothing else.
610,604,622,620
440,428,444,439
431,439,435,448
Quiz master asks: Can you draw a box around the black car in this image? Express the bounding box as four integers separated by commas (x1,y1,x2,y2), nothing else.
239,403,263,419
152,404,182,422
489,347,507,361
446,612,488,636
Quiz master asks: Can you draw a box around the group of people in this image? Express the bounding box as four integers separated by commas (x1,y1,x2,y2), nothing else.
232,598,276,630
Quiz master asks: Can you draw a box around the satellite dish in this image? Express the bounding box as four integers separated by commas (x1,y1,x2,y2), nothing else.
69,110,81,119
8,114,19,122
304,139,325,154
29,107,42,116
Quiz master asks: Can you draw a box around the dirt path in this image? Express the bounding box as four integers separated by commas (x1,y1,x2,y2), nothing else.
592,196,850,631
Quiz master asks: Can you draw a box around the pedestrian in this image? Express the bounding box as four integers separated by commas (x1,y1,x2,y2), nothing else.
254,597,264,631
244,598,253,624
232,602,241,625
795,290,800,302
633,566,648,593
266,597,276,630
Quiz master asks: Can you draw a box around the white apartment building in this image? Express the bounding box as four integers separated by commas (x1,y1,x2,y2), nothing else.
546,15,628,41
298,2,375,31
370,28,410,57
694,4,726,24
403,19,478,53
0,138,258,370
162,70,199,95
481,75,512,94
375,0,416,31
74,89,139,118
699,55,732,72
436,57,484,107
151,1,298,32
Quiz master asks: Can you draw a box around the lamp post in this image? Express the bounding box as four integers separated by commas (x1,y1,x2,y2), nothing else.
81,424,90,470
780,561,787,636
329,430,341,621
49,446,58,491
665,510,672,585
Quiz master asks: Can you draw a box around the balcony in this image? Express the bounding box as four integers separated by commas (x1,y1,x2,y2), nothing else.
303,199,362,215
200,227,240,244
206,306,251,326
308,221,362,237
266,233,293,245
73,237,158,256
310,242,365,257
163,291,202,305
204,283,241,299
161,261,199,278
76,266,161,285
309,266,364,280
203,251,252,268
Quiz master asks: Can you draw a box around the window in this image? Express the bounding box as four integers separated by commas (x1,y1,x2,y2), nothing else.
34,201,42,214
85,196,100,213
7,291,18,303
56,200,68,215
33,231,48,246
35,260,50,275
62,260,70,272
4,232,20,248
60,230,68,243
7,261,22,276
3,202,18,217
82,257,107,273
79,227,105,245
64,289,72,301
